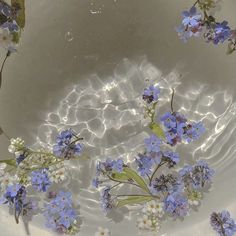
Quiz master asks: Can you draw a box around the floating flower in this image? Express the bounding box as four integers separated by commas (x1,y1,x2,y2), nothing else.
136,154,154,176
164,192,189,218
8,137,25,154
143,85,160,104
95,227,111,236
0,184,33,223
176,6,202,42
53,129,83,159
205,21,231,45
144,134,161,153
31,169,51,192
210,210,236,236
162,150,180,168
44,191,79,233
179,160,214,190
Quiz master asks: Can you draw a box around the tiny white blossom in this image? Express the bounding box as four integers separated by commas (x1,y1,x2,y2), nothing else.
142,200,164,217
188,199,200,206
48,163,67,183
137,214,152,230
8,137,25,154
95,227,111,236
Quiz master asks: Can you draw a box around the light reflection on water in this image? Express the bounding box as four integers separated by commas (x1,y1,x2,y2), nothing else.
29,57,236,235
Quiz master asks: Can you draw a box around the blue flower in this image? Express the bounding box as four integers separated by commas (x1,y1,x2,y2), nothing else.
164,192,189,218
144,134,161,153
184,122,205,143
210,210,236,236
53,129,83,159
58,208,77,229
135,154,153,176
182,7,202,28
143,85,160,103
44,191,78,232
92,177,100,188
100,186,114,213
205,21,231,45
0,184,33,223
111,158,124,173
1,21,19,32
31,169,51,192
150,174,183,196
179,160,214,189
176,7,202,42
162,151,180,167
160,112,177,129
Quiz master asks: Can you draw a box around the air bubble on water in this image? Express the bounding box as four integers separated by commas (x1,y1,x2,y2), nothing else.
65,31,74,42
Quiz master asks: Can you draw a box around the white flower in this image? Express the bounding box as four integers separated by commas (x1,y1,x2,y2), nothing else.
8,137,25,154
188,199,200,206
48,163,67,183
137,215,152,230
142,200,164,217
95,227,111,236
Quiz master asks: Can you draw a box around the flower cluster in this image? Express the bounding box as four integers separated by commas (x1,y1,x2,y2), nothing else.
179,160,215,190
92,84,214,233
176,1,236,54
160,111,205,146
44,191,79,234
210,210,236,236
53,129,84,159
0,184,34,223
137,200,164,231
0,1,23,52
31,169,51,192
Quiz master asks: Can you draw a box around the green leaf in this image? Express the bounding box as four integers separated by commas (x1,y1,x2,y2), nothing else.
0,159,16,166
123,167,149,193
117,196,153,208
111,172,130,181
149,122,165,139
11,0,25,28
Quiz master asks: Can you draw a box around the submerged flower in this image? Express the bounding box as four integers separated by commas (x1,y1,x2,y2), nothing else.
179,160,214,190
53,129,83,159
160,112,177,129
210,210,236,236
100,186,114,213
31,169,51,192
144,134,161,153
95,227,111,236
143,85,160,104
164,192,189,218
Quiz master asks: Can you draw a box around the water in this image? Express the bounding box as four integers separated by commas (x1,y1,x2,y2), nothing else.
0,0,236,235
